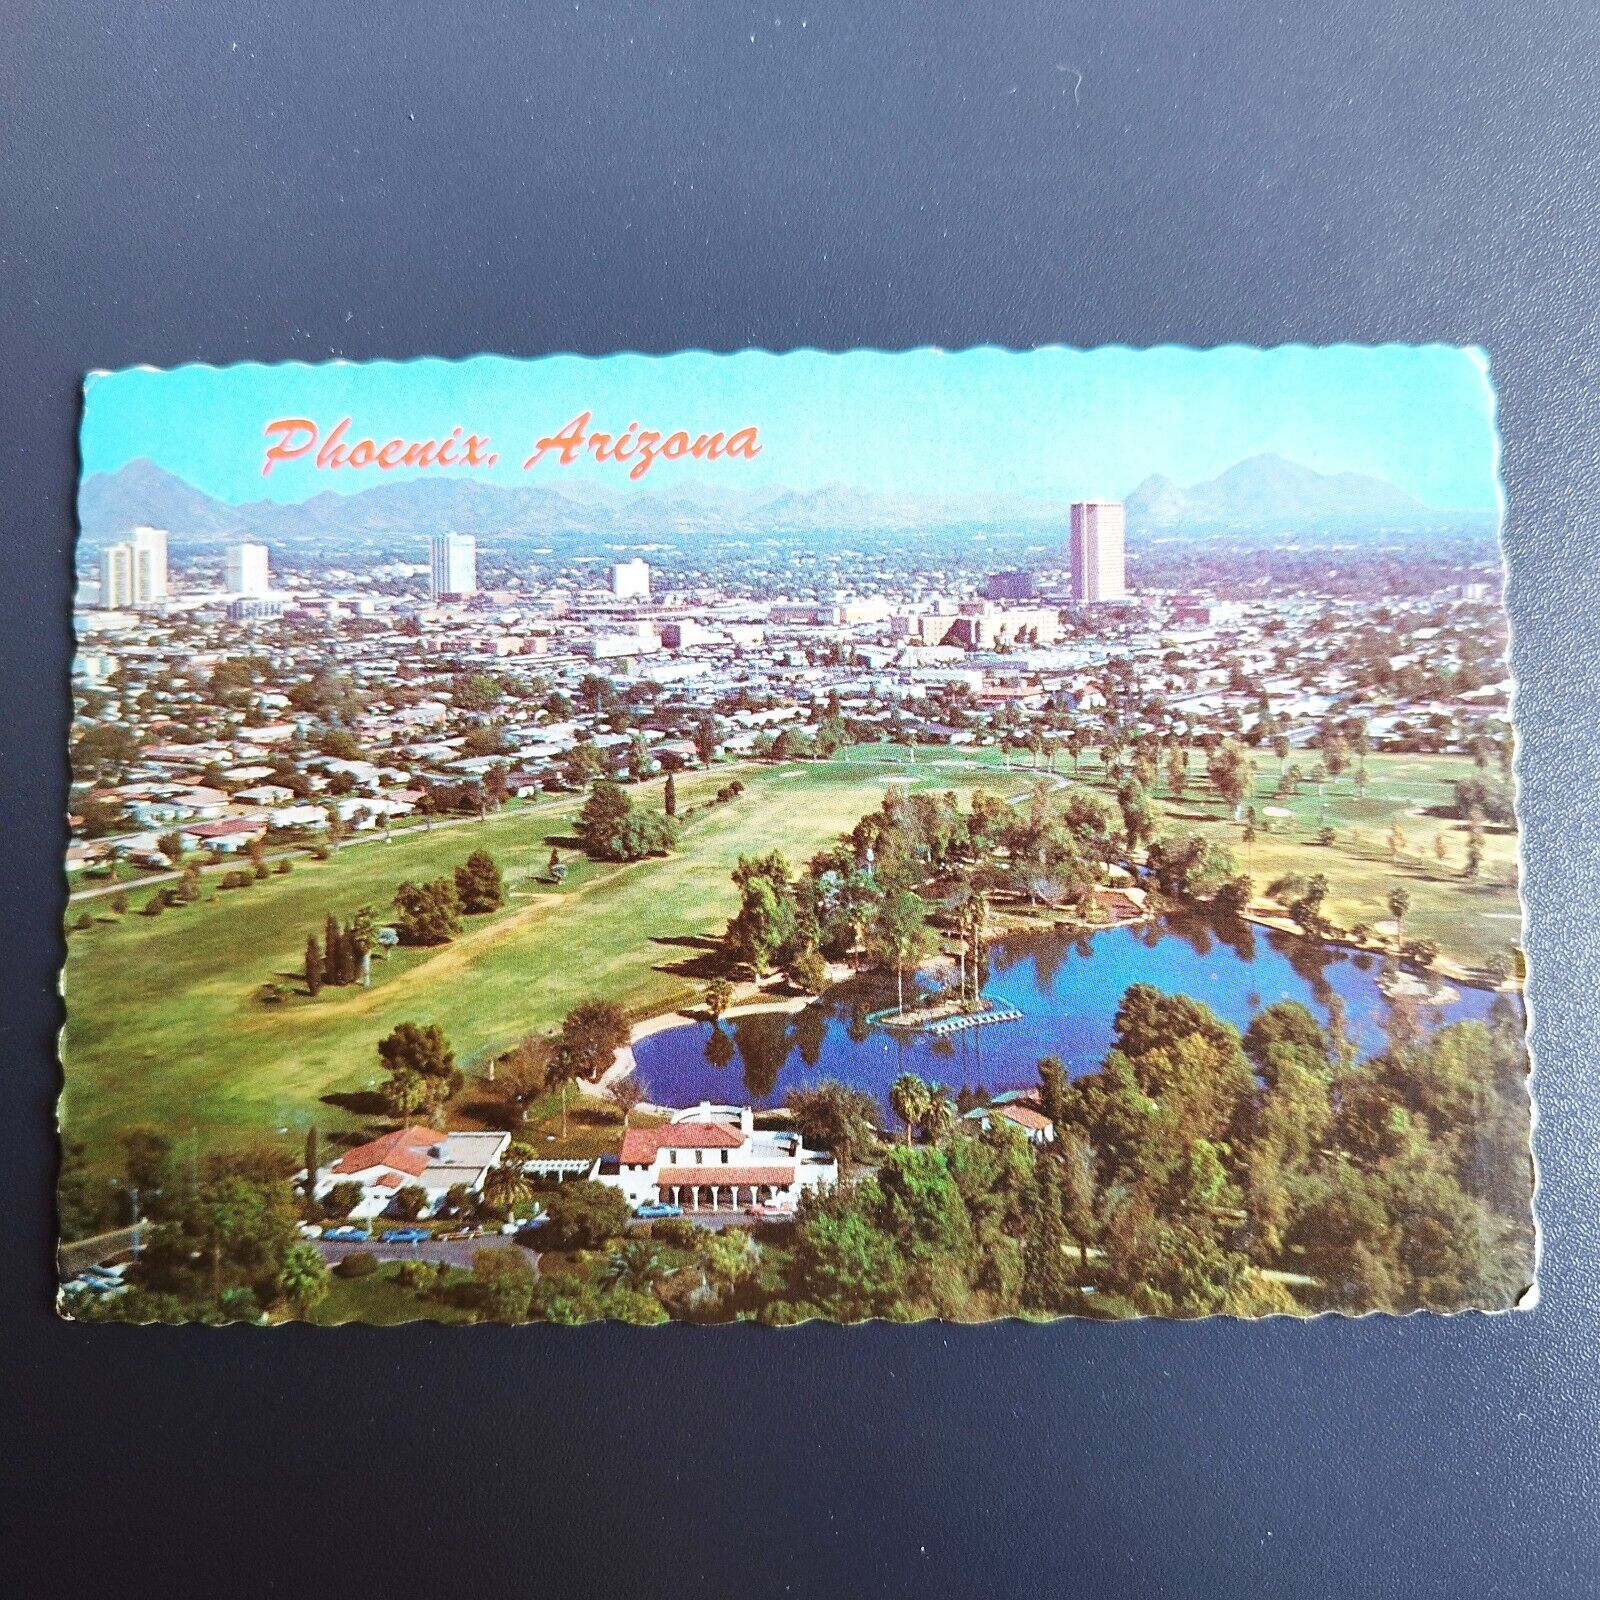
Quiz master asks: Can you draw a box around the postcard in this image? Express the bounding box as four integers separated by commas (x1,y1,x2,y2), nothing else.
61,347,1532,1324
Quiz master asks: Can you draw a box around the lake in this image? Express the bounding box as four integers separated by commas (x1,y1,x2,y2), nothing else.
630,915,1511,1118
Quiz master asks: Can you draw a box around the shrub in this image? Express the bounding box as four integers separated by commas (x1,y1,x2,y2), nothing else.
541,1181,633,1252
321,1182,363,1219
392,1185,429,1221
395,1259,441,1291
335,1251,379,1279
1402,937,1440,971
649,1217,708,1249
276,859,293,875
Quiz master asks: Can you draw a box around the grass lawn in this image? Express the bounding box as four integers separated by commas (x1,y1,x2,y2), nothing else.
306,1262,478,1326
1068,748,1522,965
62,753,1034,1166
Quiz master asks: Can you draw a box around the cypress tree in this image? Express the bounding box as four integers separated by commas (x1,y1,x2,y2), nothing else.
324,914,343,985
305,933,323,996
664,772,677,818
1022,1158,1076,1313
304,1126,319,1201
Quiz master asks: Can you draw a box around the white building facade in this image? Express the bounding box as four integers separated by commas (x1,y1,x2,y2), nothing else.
310,1126,512,1219
429,532,478,599
610,558,651,599
225,540,271,596
1068,500,1126,603
100,525,169,607
590,1103,840,1212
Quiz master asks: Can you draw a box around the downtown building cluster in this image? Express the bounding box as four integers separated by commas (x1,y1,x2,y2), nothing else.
69,497,1510,873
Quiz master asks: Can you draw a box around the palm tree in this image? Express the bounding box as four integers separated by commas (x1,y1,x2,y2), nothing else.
889,1072,931,1146
481,1141,536,1217
921,1087,956,1146
604,1240,664,1295
1386,885,1412,947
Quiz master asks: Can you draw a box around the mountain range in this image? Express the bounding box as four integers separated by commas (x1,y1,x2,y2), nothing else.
76,452,1483,551
1124,453,1434,532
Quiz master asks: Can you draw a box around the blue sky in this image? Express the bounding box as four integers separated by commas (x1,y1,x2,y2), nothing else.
81,346,1499,510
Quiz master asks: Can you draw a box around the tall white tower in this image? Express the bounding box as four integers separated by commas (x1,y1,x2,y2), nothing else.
429,532,478,599
100,526,169,606
1068,502,1126,603
225,541,271,596
100,543,134,608
131,525,169,602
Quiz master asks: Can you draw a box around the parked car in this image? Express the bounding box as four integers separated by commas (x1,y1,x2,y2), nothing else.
634,1202,683,1220
65,1273,128,1296
295,1221,324,1239
381,1227,430,1244
746,1204,796,1222
322,1225,371,1243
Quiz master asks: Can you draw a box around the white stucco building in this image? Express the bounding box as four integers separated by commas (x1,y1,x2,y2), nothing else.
590,1103,839,1213
308,1126,511,1219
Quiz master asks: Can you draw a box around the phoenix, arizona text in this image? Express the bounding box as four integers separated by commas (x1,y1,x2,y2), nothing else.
262,412,763,482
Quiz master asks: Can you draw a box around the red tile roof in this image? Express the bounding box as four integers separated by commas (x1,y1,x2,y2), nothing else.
619,1123,744,1164
993,1103,1052,1132
656,1167,796,1190
330,1126,441,1178
184,817,268,838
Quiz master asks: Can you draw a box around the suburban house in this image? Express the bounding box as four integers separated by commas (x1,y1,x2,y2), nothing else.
308,1126,512,1218
961,1090,1056,1146
179,816,269,852
590,1102,839,1212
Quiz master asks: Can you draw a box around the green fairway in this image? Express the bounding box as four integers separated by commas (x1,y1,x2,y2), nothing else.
1085,747,1521,965
61,753,1033,1165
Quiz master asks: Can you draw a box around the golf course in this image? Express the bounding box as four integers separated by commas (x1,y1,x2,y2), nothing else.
60,747,1521,1167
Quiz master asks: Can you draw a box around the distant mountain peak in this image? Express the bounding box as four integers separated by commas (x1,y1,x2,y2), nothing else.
1126,454,1428,533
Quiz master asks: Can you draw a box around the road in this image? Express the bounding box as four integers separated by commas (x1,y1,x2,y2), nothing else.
315,1234,538,1271
58,1225,143,1277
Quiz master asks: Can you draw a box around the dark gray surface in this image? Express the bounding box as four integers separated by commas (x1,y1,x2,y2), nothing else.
4,4,1598,1595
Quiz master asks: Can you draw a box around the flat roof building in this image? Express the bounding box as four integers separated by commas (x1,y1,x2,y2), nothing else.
1069,501,1126,603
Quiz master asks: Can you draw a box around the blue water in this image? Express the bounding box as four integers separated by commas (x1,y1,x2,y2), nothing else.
631,915,1511,1118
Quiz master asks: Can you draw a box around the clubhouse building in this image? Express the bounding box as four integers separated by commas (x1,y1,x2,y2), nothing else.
590,1103,840,1212
308,1126,512,1219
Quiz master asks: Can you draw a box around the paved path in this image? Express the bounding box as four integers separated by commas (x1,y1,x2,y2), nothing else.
58,1225,142,1276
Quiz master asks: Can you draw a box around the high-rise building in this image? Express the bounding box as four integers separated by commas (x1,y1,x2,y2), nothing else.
225,541,271,596
100,542,134,609
100,525,169,608
429,532,477,599
610,558,651,599
1068,501,1126,603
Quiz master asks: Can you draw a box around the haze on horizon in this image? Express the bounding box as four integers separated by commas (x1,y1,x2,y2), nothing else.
81,346,1501,514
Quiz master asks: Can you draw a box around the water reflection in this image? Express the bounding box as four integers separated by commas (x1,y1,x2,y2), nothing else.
633,913,1512,1116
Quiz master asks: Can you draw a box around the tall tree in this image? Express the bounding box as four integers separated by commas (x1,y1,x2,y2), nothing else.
304,934,323,997
454,849,506,914
867,886,931,1016
1386,885,1412,945
889,1073,931,1146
